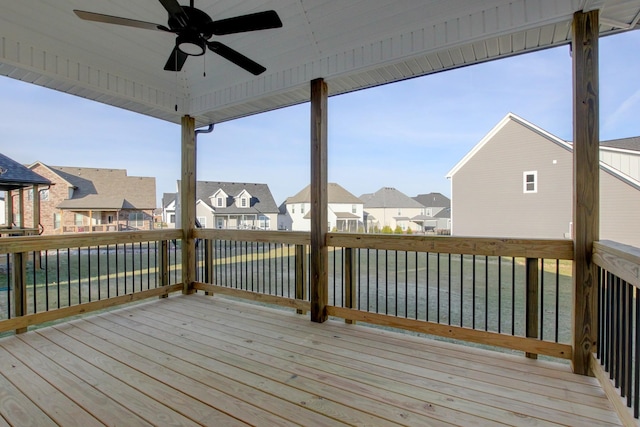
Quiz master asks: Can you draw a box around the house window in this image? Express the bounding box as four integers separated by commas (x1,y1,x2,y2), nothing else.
74,213,84,226
40,189,49,201
169,214,175,224
217,197,224,207
291,205,295,214
27,189,33,201
352,204,357,214
300,204,305,214
241,198,247,207
129,212,145,227
397,209,402,216
523,171,537,193
197,217,206,228
53,213,61,229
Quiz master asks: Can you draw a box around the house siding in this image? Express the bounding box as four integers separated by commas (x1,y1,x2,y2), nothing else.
451,119,572,239
450,114,640,248
600,149,640,181
600,170,640,247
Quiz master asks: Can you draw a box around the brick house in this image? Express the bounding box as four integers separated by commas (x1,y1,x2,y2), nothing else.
18,162,157,235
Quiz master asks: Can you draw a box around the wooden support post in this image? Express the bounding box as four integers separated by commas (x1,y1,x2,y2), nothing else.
572,10,599,376
295,244,308,314
159,240,169,298
12,252,27,334
32,185,41,269
525,257,539,359
5,190,13,227
18,188,24,228
344,247,357,324
181,115,197,295
310,78,328,323
205,239,214,295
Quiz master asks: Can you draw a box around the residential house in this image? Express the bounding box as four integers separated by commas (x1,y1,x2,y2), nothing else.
0,153,51,233
600,137,640,180
279,183,363,232
23,162,156,234
360,187,425,233
176,181,279,230
161,192,177,229
412,192,452,233
446,113,640,247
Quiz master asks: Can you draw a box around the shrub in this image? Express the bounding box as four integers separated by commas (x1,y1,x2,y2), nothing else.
381,225,393,234
394,225,403,234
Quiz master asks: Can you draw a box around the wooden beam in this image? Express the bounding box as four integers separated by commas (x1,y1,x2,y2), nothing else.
572,10,599,376
310,78,329,323
181,115,197,295
327,306,572,360
5,190,13,226
18,188,24,228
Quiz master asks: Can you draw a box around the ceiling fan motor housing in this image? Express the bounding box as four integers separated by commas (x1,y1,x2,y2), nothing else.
171,6,212,56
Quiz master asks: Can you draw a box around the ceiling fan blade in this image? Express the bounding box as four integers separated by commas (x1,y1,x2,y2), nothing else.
74,10,167,32
209,10,283,36
158,0,189,27
207,41,266,75
163,47,189,71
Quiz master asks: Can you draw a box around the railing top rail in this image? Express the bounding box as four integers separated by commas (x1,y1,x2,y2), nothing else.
594,240,640,288
327,233,574,259
0,229,183,254
194,229,310,245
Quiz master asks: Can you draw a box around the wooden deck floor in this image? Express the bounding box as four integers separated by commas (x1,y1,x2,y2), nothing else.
0,294,621,426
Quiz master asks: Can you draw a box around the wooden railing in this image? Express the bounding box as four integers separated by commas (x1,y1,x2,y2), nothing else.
0,229,183,334
593,240,640,425
193,229,311,313
195,229,574,359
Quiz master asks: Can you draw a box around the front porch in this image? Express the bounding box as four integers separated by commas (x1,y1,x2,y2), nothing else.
0,293,620,426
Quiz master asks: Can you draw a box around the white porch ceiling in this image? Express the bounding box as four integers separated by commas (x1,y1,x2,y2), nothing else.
1,0,639,127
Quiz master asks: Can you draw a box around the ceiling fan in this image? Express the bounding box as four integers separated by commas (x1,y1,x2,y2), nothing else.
74,0,282,75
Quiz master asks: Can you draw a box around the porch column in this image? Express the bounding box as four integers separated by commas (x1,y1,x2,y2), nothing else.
32,185,40,233
310,78,328,323
181,115,197,295
571,10,599,375
5,191,13,226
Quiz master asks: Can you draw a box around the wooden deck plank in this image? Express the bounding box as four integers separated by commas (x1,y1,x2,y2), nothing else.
0,345,102,427
0,364,56,427
182,297,612,410
63,320,354,427
21,331,203,427
41,326,244,427
0,294,623,427
1,336,153,427
89,309,461,427
156,296,620,427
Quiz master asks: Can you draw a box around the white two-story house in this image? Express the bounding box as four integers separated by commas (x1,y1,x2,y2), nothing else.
175,181,279,230
279,183,363,232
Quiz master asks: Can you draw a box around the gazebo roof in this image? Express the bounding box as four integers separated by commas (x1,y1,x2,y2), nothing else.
0,153,51,191
1,1,639,127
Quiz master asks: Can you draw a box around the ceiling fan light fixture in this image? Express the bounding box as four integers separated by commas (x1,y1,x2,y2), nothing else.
177,33,205,56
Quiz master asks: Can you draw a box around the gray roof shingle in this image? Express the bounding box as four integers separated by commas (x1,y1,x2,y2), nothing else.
0,153,51,191
286,183,362,204
601,136,640,152
359,187,424,208
50,166,156,210
413,192,451,208
193,181,279,214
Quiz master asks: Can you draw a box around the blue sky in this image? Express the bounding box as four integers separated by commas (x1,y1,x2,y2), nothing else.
1,30,639,206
